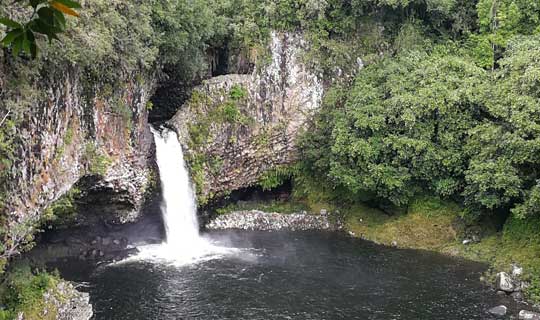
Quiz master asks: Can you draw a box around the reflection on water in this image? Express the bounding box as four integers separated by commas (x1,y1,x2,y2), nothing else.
51,230,519,320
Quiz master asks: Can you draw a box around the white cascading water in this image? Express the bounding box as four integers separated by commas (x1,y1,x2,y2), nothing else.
152,126,200,247
133,126,234,265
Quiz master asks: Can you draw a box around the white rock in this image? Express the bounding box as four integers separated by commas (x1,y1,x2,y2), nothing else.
488,305,507,317
519,310,540,320
512,264,524,277
496,272,516,292
462,239,472,245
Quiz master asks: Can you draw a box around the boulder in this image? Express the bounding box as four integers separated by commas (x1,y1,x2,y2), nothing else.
488,305,507,317
496,272,517,292
511,291,525,301
519,310,540,320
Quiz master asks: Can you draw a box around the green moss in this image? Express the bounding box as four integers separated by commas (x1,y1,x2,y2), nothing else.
229,84,248,100
187,122,210,149
41,187,81,229
84,143,111,176
185,153,209,205
344,196,461,251
0,266,59,320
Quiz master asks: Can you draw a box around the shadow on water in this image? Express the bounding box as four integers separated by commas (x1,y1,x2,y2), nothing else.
44,230,523,320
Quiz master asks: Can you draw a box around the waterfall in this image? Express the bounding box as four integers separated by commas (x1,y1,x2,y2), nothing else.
152,127,200,246
132,126,234,266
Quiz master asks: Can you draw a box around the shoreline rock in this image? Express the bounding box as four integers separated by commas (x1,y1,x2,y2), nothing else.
206,210,339,231
17,281,93,320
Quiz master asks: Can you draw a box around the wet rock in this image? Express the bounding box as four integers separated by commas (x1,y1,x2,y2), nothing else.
112,239,121,245
462,239,472,245
101,237,111,246
519,310,540,320
488,305,507,317
496,290,507,296
496,272,517,292
391,241,398,247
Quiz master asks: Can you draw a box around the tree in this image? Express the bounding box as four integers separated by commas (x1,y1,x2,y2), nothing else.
0,0,81,58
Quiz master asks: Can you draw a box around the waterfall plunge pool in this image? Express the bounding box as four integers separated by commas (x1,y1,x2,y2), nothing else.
38,127,518,319
48,229,519,320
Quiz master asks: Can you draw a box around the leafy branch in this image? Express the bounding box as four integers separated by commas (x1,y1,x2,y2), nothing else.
0,0,81,58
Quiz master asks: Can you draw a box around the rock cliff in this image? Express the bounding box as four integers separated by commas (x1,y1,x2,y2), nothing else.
170,31,323,204
1,66,155,262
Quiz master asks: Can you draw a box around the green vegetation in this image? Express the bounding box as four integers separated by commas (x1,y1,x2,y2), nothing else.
259,164,300,191
84,143,111,177
1,0,540,308
216,199,309,216
0,266,59,320
300,37,540,220
0,0,81,58
41,187,81,229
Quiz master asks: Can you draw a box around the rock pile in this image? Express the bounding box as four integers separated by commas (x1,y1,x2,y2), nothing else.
206,210,339,231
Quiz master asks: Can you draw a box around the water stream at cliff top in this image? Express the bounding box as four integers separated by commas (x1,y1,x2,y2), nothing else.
132,127,235,265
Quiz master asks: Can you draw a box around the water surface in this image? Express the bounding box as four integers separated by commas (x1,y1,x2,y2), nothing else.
53,230,518,320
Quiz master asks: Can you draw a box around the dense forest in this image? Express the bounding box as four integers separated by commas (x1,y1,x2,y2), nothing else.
1,0,540,318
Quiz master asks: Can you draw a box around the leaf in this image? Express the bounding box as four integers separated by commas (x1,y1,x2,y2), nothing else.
50,1,80,17
51,0,82,9
37,7,56,26
12,36,22,57
22,31,31,55
53,9,66,29
30,19,60,42
30,41,38,59
0,18,22,29
1,29,23,46
30,0,47,8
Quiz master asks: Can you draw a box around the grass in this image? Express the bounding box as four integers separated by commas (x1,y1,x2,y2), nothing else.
0,266,60,320
344,195,461,251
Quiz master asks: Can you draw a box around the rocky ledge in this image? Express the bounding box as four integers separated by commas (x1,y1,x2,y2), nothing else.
206,210,340,231
17,281,92,320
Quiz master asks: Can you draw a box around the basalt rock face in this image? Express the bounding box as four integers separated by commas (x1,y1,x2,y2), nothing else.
1,67,156,261
170,31,323,204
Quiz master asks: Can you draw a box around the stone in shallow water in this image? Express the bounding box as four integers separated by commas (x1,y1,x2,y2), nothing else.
519,310,540,320
488,305,507,317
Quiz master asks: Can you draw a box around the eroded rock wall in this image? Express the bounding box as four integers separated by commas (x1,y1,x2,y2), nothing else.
170,31,323,204
1,67,155,260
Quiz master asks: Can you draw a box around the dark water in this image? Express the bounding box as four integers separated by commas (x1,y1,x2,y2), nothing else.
55,231,515,320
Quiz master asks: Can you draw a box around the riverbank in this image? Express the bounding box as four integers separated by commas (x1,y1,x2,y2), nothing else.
209,196,540,310
0,267,92,320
